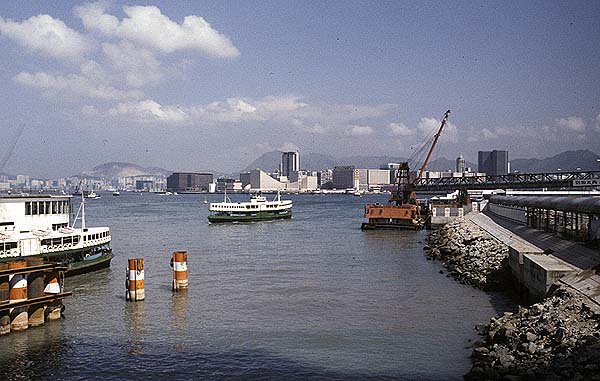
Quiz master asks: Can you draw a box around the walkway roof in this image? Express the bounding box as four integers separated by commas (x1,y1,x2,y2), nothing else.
490,195,600,215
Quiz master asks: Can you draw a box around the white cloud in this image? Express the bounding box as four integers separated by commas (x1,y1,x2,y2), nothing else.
556,116,586,132
415,116,458,143
74,2,240,58
102,41,163,87
81,105,97,115
481,128,498,139
278,142,299,152
416,117,439,133
345,125,373,136
542,115,587,138
388,122,414,136
109,100,187,123
0,14,92,60
15,71,143,101
305,123,327,134
102,94,396,131
188,96,306,124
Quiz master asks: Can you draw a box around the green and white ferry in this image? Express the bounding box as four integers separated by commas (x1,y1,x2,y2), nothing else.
208,192,293,223
0,193,113,275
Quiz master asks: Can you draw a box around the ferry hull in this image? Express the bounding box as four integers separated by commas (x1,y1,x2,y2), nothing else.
361,220,423,230
65,251,114,276
208,210,292,223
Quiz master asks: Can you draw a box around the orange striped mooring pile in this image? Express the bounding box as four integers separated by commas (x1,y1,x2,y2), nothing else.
172,251,188,291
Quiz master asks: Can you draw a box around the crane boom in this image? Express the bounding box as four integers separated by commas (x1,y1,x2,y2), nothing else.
417,110,451,181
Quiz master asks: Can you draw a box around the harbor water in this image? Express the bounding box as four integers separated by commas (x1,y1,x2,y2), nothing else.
0,193,512,380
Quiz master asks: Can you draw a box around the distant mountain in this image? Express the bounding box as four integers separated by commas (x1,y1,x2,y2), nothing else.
79,162,171,178
243,151,284,172
510,150,600,173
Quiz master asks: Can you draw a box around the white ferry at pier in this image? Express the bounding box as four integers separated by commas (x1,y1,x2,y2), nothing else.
0,194,112,275
208,192,293,223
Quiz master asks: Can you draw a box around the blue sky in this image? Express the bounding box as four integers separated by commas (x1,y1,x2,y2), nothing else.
1,1,599,177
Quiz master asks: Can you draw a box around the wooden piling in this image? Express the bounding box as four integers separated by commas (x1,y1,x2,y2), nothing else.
127,258,145,301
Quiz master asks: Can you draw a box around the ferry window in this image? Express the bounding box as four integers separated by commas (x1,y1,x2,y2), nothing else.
45,202,51,214
32,202,38,215
4,242,17,250
52,238,61,245
41,239,51,246
64,237,72,244
52,201,57,214
25,202,31,215
39,202,45,215
73,236,80,245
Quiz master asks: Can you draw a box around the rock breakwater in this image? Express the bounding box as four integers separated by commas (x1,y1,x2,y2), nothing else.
465,286,600,380
425,218,509,290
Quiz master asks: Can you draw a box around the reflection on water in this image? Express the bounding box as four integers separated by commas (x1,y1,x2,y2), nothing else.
170,291,188,352
0,194,514,380
125,302,146,355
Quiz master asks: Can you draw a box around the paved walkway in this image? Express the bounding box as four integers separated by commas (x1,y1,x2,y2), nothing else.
480,211,600,271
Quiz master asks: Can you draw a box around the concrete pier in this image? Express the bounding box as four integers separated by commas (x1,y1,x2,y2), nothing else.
467,211,600,302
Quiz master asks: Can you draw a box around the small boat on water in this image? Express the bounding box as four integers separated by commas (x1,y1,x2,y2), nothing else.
87,191,100,199
112,191,120,196
208,191,292,223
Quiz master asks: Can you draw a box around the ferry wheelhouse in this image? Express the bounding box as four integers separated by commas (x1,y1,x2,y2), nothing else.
0,194,113,275
208,192,293,223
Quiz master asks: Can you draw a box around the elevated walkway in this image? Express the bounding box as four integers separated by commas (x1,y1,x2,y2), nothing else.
466,212,600,301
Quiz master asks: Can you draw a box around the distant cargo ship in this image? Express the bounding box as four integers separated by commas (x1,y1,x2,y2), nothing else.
0,194,113,275
208,192,292,223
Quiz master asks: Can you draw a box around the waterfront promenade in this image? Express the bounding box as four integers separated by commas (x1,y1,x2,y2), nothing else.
467,209,600,304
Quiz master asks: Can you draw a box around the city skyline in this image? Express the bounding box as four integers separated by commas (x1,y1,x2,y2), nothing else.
1,1,599,178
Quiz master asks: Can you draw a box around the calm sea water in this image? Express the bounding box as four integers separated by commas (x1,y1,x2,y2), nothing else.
0,193,511,380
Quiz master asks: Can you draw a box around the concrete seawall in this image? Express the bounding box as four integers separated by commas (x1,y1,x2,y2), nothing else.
426,206,600,379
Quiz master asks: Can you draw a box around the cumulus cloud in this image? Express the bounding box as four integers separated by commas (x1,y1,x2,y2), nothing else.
305,123,327,134
188,96,307,124
109,99,187,123
555,116,586,132
101,41,163,87
278,142,299,152
345,125,374,136
81,105,97,115
74,2,240,58
0,14,91,60
388,122,414,136
542,116,587,138
15,71,143,101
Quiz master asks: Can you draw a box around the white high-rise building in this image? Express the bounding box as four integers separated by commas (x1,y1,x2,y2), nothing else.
456,154,466,173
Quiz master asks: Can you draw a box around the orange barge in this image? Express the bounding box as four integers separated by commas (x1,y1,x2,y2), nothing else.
361,110,450,230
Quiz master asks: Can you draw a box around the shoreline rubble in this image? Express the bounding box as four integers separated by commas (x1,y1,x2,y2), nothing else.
425,218,509,290
425,217,600,380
